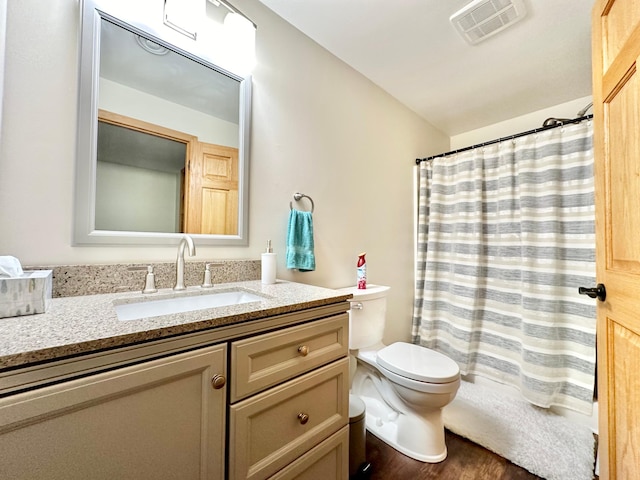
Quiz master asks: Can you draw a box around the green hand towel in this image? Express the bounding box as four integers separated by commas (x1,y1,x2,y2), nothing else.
286,209,316,271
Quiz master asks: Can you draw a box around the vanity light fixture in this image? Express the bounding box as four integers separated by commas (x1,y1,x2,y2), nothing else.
215,1,257,75
135,35,169,56
209,0,256,28
164,0,201,40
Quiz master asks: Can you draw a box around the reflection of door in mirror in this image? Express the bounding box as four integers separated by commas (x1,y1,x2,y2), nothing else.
97,110,238,235
185,143,239,235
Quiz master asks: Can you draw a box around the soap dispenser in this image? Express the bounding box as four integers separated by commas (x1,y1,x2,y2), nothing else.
142,265,158,294
201,264,214,288
261,240,277,284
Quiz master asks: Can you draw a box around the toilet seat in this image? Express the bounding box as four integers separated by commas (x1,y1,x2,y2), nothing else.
375,361,460,394
376,342,460,384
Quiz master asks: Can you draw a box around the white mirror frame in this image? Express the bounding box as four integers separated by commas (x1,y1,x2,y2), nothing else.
74,0,251,246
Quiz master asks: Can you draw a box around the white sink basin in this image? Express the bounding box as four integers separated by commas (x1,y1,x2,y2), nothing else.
114,289,266,321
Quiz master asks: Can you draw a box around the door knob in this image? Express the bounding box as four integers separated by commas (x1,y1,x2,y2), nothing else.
578,284,606,302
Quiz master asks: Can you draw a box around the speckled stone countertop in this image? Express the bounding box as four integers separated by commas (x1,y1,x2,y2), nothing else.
0,280,352,370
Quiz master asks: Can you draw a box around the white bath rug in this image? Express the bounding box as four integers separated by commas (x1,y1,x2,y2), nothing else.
442,380,596,480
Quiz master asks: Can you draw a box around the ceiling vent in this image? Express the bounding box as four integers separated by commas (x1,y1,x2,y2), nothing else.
450,0,526,45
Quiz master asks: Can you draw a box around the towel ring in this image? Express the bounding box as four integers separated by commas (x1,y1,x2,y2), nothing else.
289,192,315,213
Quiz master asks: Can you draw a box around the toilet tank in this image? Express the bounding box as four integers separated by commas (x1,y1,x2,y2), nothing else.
337,285,390,350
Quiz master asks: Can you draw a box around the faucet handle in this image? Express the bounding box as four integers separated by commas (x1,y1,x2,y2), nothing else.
128,265,157,294
201,262,224,288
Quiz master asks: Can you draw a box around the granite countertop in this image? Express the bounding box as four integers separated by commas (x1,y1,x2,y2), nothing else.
0,280,352,370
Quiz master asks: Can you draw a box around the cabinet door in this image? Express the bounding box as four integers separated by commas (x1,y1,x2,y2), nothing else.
0,344,227,480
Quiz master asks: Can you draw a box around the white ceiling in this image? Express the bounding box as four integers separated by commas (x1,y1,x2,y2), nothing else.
100,19,241,124
256,0,593,136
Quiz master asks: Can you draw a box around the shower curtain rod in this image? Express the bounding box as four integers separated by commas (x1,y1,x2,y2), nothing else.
415,114,593,165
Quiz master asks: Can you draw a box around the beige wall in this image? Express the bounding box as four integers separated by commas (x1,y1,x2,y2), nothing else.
0,1,593,345
451,95,593,149
0,1,5,143
0,0,448,344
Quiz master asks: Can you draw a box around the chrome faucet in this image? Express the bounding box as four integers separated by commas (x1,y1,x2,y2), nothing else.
174,235,196,291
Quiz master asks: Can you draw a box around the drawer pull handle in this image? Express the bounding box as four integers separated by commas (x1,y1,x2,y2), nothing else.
211,374,226,390
297,413,310,425
298,345,309,356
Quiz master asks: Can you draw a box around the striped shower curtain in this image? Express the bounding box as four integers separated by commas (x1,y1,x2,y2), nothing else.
412,120,596,414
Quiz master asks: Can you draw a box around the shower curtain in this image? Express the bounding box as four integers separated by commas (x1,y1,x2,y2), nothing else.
412,120,596,414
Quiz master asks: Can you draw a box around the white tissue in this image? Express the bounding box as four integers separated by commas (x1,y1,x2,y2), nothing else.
0,256,25,278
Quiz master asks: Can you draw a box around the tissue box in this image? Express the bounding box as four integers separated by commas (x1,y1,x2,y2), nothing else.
0,270,53,319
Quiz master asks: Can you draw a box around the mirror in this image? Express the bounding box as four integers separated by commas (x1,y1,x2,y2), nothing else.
75,0,253,245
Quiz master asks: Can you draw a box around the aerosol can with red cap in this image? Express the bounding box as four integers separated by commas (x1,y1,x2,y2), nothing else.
357,252,367,289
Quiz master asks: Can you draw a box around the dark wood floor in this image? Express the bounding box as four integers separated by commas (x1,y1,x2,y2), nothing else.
363,429,544,479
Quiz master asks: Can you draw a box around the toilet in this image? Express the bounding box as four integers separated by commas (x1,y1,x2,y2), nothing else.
338,285,460,463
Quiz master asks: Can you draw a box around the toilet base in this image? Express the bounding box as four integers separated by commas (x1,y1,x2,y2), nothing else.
352,365,449,463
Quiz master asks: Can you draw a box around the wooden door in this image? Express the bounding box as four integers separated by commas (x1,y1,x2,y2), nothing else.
592,1,640,477
184,142,239,235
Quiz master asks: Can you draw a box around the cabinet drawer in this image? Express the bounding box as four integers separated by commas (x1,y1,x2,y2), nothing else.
229,358,349,480
268,426,349,480
231,314,348,402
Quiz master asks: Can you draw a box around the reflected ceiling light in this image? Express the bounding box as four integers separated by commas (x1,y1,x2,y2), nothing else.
135,35,169,55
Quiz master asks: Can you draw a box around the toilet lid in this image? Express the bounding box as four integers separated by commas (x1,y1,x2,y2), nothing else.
376,342,459,384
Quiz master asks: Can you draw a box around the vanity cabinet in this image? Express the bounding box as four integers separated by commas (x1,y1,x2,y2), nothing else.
0,344,227,480
0,300,350,480
229,315,350,479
